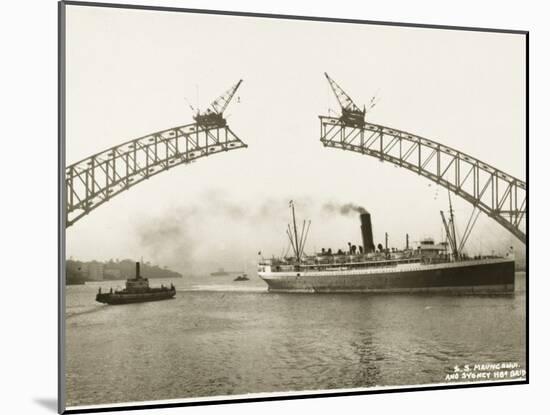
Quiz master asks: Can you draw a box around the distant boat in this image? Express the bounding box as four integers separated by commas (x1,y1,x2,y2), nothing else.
233,274,250,282
96,262,176,305
210,268,242,277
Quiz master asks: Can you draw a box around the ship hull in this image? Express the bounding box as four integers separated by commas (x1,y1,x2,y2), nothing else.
96,289,176,305
259,259,515,294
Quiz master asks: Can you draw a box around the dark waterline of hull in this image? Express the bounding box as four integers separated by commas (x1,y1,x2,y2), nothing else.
262,260,515,294
96,290,176,305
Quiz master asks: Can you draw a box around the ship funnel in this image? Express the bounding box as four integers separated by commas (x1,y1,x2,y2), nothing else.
360,212,375,253
135,262,140,279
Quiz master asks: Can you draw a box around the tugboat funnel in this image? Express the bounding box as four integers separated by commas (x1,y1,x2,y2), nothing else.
135,262,140,279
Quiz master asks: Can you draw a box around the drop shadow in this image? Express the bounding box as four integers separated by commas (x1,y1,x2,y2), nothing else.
34,397,57,412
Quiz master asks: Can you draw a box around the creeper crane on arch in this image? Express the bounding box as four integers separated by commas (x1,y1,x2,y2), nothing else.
194,79,243,128
324,72,366,128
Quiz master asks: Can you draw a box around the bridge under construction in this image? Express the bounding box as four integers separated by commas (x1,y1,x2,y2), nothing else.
65,80,246,227
64,75,526,245
321,73,526,244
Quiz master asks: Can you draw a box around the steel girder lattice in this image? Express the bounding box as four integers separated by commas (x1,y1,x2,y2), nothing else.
319,116,526,243
65,123,247,227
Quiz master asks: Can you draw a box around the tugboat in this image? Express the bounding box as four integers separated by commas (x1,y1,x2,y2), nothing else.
96,262,176,305
233,274,250,282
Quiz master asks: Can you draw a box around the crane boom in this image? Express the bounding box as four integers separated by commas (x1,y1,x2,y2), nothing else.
324,73,365,127
194,79,242,128
324,73,360,112
209,79,242,115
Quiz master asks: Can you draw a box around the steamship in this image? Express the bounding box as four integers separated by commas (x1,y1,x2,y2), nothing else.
257,201,515,294
96,262,176,305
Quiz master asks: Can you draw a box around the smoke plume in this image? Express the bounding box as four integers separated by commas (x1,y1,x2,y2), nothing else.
322,202,367,216
136,205,199,274
135,191,313,275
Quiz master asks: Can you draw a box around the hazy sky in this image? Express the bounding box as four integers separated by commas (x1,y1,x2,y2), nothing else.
65,5,526,273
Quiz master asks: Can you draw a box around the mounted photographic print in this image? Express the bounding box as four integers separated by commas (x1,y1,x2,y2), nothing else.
58,1,528,413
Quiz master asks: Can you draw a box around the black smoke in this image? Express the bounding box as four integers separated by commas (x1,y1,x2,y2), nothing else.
322,202,367,216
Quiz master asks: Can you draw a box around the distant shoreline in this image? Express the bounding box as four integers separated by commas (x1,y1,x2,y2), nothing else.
66,258,183,285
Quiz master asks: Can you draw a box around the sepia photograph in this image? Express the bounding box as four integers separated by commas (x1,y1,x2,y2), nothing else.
59,1,527,412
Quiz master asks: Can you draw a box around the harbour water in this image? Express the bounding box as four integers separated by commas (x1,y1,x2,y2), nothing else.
65,272,526,408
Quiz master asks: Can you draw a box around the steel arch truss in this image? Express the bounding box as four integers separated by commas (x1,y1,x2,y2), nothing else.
66,123,247,227
320,116,526,243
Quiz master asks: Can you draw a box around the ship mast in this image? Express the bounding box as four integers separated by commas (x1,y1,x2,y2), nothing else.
290,201,301,261
286,201,312,262
440,190,460,260
300,221,311,258
448,191,460,259
440,210,457,260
